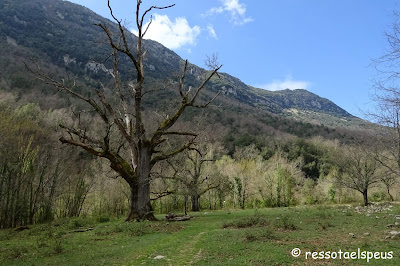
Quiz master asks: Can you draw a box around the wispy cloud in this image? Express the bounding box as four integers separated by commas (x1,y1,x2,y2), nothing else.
206,0,253,26
207,24,218,39
255,76,311,91
131,14,201,50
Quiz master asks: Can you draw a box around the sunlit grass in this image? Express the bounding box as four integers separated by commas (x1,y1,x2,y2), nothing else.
1,204,399,265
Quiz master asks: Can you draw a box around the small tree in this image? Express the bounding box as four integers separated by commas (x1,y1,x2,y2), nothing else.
380,172,396,201
232,145,260,209
27,0,221,221
154,146,220,213
333,146,381,206
183,148,218,212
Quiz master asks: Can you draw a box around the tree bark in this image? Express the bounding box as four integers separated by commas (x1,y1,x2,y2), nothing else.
387,187,394,202
191,195,200,212
126,143,156,221
362,190,369,206
184,195,188,216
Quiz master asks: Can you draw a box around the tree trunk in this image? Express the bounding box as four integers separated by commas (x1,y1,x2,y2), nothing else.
191,195,200,212
126,144,156,221
387,187,394,202
362,190,369,206
184,195,188,216
241,189,246,209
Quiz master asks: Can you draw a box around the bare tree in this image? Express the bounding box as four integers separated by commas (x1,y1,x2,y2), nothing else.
27,0,221,221
152,147,219,213
333,146,381,206
370,11,400,194
181,148,219,212
369,99,400,200
380,172,397,201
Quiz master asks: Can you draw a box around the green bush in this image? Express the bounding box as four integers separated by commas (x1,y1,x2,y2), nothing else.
124,221,150,237
96,215,111,223
52,238,63,254
8,246,28,259
70,218,84,229
274,215,297,230
328,186,336,202
318,221,334,230
68,217,93,229
371,191,387,202
243,228,276,242
222,210,269,228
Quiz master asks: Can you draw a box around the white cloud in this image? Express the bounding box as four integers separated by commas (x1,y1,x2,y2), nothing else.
255,76,311,91
131,14,201,50
207,24,218,39
207,0,253,25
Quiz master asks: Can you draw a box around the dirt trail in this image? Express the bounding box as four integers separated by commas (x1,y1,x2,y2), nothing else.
181,231,205,265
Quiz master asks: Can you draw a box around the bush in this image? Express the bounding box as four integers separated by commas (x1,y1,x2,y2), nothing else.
318,221,334,230
70,218,84,229
52,238,63,254
328,186,336,203
124,221,150,237
7,246,28,259
274,215,297,230
222,210,269,228
243,228,276,242
68,217,93,229
371,191,387,202
96,215,111,223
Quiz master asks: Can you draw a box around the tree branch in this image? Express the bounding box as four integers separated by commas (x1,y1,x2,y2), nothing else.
150,190,175,201
151,141,195,165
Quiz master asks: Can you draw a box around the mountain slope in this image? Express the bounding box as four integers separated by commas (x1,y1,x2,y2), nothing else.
0,0,369,142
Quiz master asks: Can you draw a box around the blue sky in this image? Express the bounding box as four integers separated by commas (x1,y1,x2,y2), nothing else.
68,0,399,117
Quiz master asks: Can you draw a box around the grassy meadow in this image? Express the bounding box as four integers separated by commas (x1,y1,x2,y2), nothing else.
1,203,400,265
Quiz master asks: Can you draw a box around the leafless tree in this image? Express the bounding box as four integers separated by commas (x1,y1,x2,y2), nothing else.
333,146,381,206
152,147,219,213
370,11,400,194
26,0,221,221
181,149,218,212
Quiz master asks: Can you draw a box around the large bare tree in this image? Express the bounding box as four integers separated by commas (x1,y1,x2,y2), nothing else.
27,0,221,221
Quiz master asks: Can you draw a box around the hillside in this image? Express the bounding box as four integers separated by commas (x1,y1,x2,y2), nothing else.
0,0,369,143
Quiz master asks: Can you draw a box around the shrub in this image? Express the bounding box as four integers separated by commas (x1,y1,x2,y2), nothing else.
243,228,276,242
371,191,387,202
318,221,334,230
274,215,297,230
8,246,28,259
328,186,336,203
96,215,111,223
52,238,63,254
70,218,85,229
123,221,151,237
222,210,269,228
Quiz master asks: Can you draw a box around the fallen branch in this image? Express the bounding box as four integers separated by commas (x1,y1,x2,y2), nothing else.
164,213,192,222
14,226,29,232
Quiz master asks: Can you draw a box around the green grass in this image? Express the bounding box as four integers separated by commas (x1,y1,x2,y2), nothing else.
1,204,400,265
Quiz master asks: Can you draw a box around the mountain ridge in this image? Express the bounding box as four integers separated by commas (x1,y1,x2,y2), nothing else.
0,0,369,141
